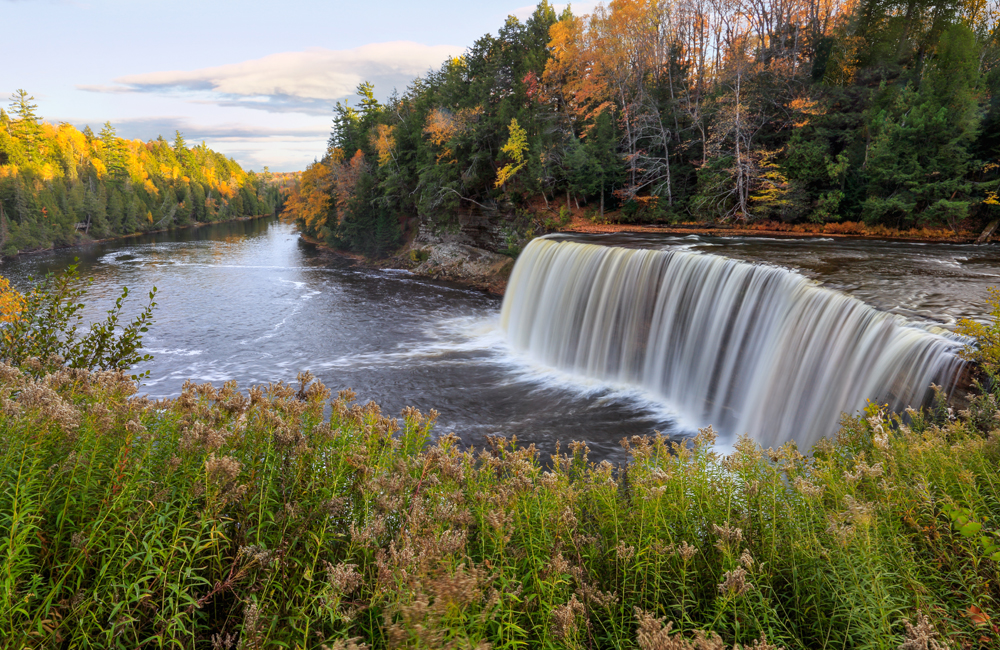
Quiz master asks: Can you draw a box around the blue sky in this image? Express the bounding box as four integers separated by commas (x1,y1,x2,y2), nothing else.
1,0,593,171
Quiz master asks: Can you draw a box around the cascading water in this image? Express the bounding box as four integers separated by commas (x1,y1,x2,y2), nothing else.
500,238,967,448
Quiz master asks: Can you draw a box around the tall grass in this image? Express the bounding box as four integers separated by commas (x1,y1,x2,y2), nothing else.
0,362,998,649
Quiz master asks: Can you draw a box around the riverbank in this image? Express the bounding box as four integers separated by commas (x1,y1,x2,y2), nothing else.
299,213,997,299
562,216,999,244
299,233,514,296
0,212,276,263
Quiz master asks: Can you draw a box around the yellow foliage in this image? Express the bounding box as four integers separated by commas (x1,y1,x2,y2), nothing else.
144,179,159,196
281,158,334,230
495,118,528,189
92,158,107,179
146,211,153,224
371,124,396,167
0,276,25,324
984,191,1000,207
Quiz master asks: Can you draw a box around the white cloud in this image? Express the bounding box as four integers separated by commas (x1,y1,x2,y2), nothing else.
79,41,465,115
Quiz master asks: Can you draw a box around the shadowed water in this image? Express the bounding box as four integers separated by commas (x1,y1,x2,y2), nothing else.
1,219,996,458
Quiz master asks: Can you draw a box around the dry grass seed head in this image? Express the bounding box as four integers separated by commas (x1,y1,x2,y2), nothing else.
240,602,262,650
712,523,744,550
322,638,370,650
678,540,699,561
550,594,586,641
616,540,637,561
324,561,362,595
793,476,824,498
205,453,241,486
634,609,728,650
718,566,753,597
17,381,80,429
695,425,718,449
739,635,784,650
898,612,949,650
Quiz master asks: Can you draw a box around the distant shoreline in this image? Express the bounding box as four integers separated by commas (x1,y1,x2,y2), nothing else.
0,213,276,263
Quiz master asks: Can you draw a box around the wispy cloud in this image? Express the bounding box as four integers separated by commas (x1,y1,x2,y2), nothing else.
62,116,330,171
102,117,328,143
79,42,465,115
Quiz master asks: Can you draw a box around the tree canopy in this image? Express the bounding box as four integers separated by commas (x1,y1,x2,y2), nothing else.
0,98,284,257
283,0,1000,256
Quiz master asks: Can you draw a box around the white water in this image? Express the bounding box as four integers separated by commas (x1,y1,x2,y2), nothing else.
501,238,966,448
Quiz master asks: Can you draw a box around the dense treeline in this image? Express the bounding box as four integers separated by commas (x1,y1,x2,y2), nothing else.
285,0,1000,256
0,91,283,257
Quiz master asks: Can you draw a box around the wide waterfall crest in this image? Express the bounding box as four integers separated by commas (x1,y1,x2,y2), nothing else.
500,238,965,447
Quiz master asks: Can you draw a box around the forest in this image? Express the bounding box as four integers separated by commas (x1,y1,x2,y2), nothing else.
284,0,1000,257
0,91,283,257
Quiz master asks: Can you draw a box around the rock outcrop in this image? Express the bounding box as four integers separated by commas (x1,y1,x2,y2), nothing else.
409,243,513,294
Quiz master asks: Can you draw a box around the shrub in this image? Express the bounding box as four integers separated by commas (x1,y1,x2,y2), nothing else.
0,262,156,379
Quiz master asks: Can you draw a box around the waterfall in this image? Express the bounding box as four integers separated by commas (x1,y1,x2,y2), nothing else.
500,238,966,447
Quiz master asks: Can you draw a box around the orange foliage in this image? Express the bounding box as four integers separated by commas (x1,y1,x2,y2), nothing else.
281,157,334,231
422,108,479,163
334,150,367,213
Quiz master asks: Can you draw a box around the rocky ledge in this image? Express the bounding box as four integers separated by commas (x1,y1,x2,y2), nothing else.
408,243,514,295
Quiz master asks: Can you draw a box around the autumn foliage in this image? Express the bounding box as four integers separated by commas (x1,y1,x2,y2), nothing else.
0,92,283,257
282,0,1000,258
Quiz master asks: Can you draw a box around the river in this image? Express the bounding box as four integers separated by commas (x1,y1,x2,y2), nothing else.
2,217,997,460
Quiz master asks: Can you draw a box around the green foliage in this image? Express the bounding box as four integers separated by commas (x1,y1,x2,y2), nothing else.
281,2,1000,245
958,287,1000,379
0,97,283,258
333,168,402,259
0,263,156,379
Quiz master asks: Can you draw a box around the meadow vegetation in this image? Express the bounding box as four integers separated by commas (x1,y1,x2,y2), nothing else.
0,273,999,649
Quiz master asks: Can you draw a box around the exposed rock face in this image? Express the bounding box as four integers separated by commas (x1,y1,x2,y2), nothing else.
411,243,513,294
414,212,506,252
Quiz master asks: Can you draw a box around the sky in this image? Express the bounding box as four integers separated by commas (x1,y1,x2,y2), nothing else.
1,0,595,172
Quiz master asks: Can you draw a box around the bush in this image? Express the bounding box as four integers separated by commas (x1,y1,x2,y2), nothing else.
0,262,156,379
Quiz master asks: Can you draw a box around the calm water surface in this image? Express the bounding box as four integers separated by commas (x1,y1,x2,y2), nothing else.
2,219,997,460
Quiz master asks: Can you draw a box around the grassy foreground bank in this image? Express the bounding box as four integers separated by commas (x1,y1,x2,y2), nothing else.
1,360,999,649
